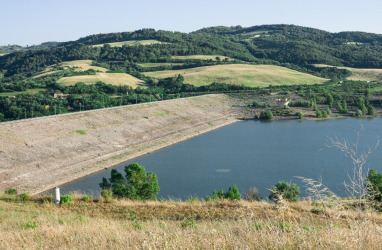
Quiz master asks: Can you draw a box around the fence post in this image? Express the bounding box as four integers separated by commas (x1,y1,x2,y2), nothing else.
54,187,60,205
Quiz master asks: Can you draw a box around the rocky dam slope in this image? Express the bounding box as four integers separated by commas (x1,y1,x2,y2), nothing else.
0,94,241,195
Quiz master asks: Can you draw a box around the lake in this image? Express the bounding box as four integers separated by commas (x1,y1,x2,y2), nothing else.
59,118,382,200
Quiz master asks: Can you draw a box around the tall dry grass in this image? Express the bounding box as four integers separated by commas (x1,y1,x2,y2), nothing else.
0,194,381,249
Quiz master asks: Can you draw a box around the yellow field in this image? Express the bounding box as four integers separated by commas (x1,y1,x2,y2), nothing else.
144,64,328,87
60,60,108,72
57,72,145,87
0,53,7,56
91,40,165,48
171,55,232,61
314,64,382,82
32,60,108,79
138,62,184,68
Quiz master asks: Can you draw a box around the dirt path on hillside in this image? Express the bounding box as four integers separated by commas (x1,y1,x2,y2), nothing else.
0,94,243,195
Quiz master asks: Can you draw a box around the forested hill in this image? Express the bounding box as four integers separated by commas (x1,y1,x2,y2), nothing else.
194,24,382,68
0,42,61,54
1,24,382,78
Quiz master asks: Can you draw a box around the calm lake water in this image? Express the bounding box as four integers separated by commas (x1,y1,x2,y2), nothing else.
59,118,382,200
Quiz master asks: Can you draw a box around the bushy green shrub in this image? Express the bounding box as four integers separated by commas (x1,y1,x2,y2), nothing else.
367,105,375,115
253,101,270,108
186,196,198,203
60,195,72,204
205,184,241,201
18,193,29,202
269,181,300,202
181,218,195,228
4,188,18,195
83,195,93,202
101,190,113,200
259,110,274,120
296,112,303,120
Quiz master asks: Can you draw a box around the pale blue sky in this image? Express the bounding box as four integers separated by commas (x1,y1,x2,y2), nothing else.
1,0,381,46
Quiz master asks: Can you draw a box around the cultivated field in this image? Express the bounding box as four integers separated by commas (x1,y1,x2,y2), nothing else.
91,40,165,48
0,53,7,56
57,72,145,87
144,64,328,87
0,196,381,249
0,94,240,195
172,55,231,61
314,64,382,82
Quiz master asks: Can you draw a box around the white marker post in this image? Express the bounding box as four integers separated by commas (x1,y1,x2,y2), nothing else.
54,187,60,205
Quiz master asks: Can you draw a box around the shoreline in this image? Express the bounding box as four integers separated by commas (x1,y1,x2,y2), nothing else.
41,116,239,195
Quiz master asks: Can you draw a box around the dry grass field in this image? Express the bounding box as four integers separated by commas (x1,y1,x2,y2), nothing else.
60,60,108,72
51,60,145,87
91,40,165,48
32,60,108,79
57,72,145,87
0,53,7,56
0,195,381,249
144,64,328,87
314,64,382,82
171,55,232,61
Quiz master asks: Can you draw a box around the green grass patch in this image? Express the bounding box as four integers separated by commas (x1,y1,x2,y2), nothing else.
74,130,86,135
0,88,47,97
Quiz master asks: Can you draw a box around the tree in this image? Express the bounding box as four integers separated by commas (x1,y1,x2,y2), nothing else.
269,181,300,202
326,94,334,108
367,105,375,116
205,184,241,201
259,110,274,120
296,111,303,120
367,169,382,202
99,163,159,200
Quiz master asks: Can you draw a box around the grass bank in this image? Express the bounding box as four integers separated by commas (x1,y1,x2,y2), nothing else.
0,195,381,249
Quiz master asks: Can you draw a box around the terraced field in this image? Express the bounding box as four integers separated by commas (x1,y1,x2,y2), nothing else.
144,64,328,87
91,40,165,47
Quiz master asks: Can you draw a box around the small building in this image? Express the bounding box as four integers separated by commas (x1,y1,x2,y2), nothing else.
275,98,290,108
53,92,68,99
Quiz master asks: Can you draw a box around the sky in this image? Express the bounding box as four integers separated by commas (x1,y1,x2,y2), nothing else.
1,0,381,46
